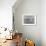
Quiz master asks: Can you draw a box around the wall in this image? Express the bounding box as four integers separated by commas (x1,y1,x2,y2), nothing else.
41,0,46,46
13,0,41,46
0,0,16,30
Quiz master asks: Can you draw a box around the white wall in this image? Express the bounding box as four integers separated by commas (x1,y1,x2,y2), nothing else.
13,0,41,46
41,0,46,46
12,0,46,46
0,0,16,30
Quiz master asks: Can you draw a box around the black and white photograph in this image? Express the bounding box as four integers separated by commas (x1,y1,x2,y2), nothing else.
22,15,36,25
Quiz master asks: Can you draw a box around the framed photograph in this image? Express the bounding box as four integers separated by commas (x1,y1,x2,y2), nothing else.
22,15,36,25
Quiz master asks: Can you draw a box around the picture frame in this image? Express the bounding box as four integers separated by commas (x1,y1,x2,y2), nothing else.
22,14,36,25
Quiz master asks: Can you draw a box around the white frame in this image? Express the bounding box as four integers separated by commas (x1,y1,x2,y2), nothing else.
22,14,36,25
